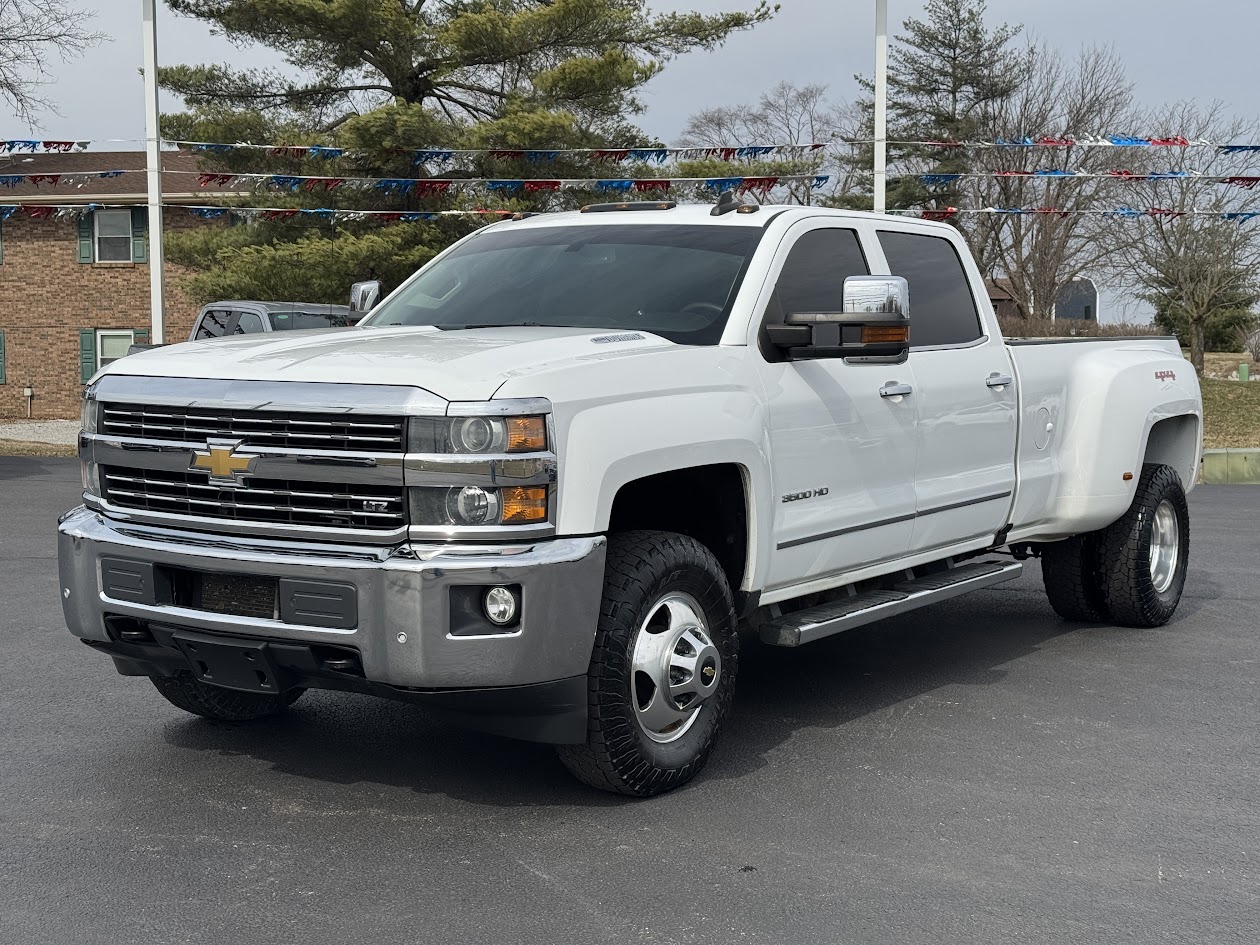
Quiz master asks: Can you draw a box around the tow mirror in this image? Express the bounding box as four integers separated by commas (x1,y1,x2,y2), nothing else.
349,280,381,313
766,275,910,361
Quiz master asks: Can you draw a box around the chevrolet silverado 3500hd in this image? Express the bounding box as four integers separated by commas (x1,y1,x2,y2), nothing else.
58,200,1202,796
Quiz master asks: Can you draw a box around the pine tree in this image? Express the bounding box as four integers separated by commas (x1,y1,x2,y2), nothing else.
158,0,776,303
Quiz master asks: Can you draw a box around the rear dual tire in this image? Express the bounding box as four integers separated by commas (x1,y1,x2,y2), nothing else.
1041,463,1190,628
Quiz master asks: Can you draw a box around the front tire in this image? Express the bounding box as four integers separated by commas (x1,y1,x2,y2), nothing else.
557,531,738,797
1094,463,1190,627
150,672,305,721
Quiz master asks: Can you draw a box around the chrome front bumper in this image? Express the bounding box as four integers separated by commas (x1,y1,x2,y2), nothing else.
57,506,606,691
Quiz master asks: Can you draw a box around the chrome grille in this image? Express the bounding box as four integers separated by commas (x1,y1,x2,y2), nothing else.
100,402,405,452
102,467,406,531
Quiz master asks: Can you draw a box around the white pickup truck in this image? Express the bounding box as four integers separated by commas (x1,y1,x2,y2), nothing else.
59,198,1202,796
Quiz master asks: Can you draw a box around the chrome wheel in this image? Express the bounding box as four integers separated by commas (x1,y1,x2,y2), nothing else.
1149,499,1180,594
630,592,722,744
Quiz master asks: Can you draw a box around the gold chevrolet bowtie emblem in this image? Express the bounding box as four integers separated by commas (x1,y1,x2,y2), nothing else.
190,440,255,487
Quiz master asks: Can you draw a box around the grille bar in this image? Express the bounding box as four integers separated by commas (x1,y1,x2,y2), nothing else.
103,468,406,531
100,402,405,452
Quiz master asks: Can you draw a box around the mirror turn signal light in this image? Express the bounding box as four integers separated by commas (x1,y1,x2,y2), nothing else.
501,486,548,523
861,326,910,344
507,416,547,452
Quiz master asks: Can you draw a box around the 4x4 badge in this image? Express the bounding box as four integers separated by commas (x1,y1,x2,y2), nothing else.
190,439,255,488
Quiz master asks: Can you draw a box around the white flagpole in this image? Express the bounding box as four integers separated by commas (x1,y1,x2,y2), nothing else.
141,0,165,343
873,0,888,214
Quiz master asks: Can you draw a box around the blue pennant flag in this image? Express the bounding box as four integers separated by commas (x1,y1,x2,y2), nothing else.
1219,145,1260,154
1108,135,1151,147
0,176,22,188
486,180,523,191
269,175,302,191
703,177,741,192
596,179,634,192
399,212,439,222
191,143,236,154
1106,207,1144,218
412,149,454,165
187,207,229,219
1034,169,1076,176
525,151,559,163
812,175,829,189
375,179,417,195
629,149,669,164
307,147,344,160
919,173,961,186
737,146,775,159
0,205,17,219
1224,212,1260,222
299,208,335,221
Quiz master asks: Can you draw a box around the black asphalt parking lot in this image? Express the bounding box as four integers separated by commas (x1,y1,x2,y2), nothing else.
2,454,1257,944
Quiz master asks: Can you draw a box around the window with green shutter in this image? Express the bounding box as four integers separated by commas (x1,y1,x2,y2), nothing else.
77,214,94,263
80,329,96,382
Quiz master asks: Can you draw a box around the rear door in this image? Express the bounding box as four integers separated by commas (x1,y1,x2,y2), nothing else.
753,220,920,592
873,227,1017,552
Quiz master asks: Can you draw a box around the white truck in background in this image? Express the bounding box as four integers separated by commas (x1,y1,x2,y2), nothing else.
59,198,1202,796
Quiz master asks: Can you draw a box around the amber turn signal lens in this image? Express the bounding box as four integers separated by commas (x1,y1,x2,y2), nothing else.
501,486,548,523
861,326,910,343
507,416,547,452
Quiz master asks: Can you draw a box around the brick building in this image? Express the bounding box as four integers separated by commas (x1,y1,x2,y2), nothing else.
0,151,239,419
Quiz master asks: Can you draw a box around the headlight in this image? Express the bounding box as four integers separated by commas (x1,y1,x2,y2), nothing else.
409,486,548,526
407,416,547,454
81,396,99,435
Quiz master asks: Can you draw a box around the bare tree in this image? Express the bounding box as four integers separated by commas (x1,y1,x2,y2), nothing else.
963,44,1139,318
0,0,105,126
1107,102,1260,375
677,81,865,204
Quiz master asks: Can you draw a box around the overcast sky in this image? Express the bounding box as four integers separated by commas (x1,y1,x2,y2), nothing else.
9,0,1256,146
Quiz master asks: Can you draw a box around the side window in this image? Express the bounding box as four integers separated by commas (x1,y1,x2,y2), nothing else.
233,311,265,334
878,231,982,347
195,310,234,339
773,228,869,318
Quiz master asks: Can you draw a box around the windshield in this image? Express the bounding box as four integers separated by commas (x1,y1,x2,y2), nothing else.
360,223,764,345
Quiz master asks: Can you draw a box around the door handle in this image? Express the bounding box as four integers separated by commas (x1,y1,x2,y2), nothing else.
879,382,914,398
986,373,1014,389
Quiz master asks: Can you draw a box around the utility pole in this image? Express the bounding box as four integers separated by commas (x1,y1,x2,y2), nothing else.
141,0,165,343
873,0,888,214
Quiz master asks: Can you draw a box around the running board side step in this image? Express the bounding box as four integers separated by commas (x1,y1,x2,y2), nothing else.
760,561,1024,647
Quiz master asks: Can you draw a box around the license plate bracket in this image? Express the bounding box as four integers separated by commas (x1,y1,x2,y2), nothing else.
171,630,289,694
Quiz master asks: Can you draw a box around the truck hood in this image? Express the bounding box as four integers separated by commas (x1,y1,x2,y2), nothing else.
106,325,675,402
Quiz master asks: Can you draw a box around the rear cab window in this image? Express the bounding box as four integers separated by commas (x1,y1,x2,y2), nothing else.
877,230,983,348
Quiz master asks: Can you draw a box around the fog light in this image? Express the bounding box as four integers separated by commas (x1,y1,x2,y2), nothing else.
484,586,518,626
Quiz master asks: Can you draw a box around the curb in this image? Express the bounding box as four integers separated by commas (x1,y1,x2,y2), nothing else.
1201,449,1260,485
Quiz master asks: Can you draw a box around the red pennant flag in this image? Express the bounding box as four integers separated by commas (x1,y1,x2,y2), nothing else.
633,179,669,192
414,180,453,195
523,180,561,191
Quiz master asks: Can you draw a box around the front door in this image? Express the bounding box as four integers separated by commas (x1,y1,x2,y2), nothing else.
875,227,1018,553
755,222,920,593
